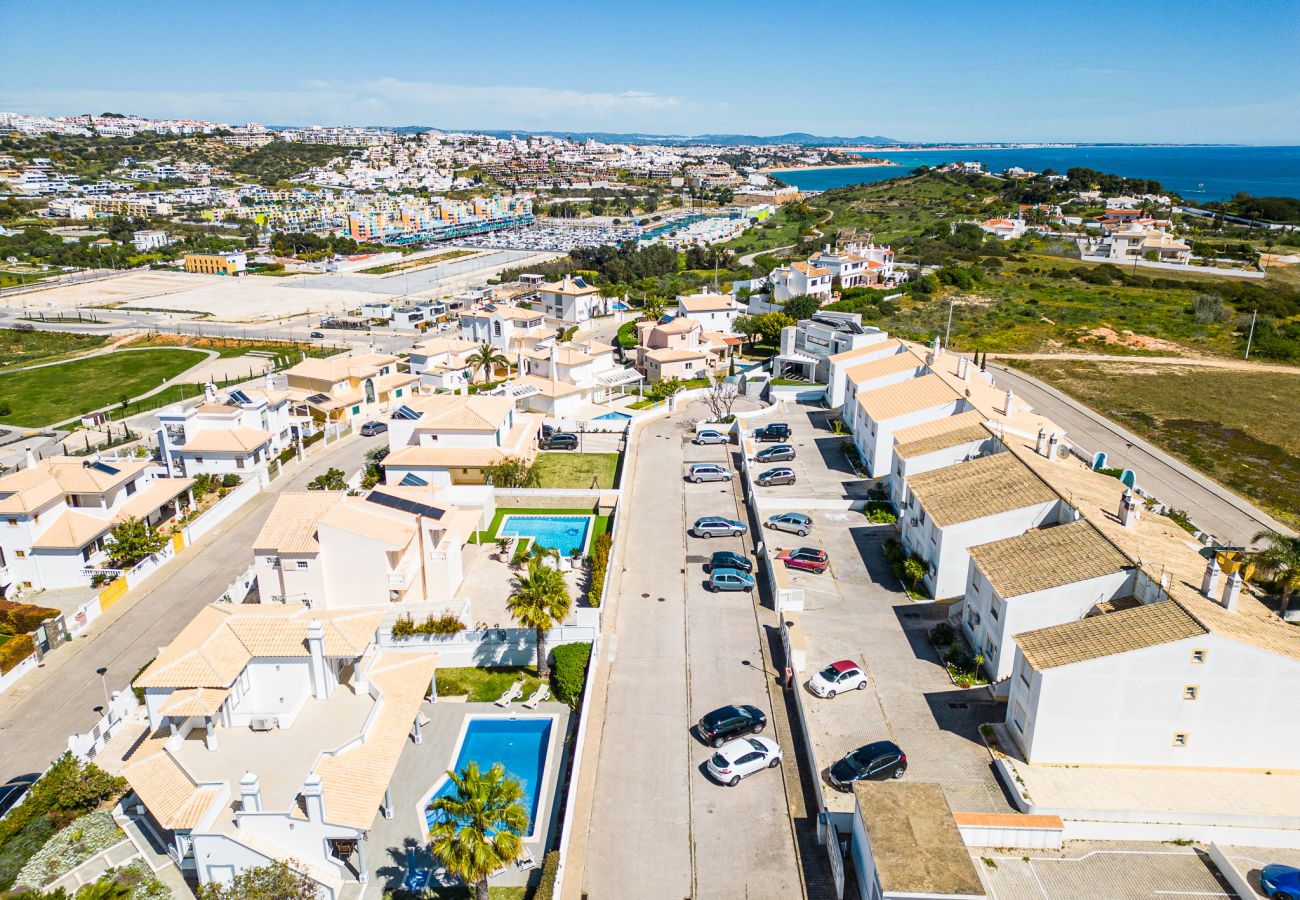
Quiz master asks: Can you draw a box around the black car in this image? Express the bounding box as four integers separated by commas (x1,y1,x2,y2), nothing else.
754,423,791,442
708,550,753,574
827,740,906,791
697,704,767,748
541,432,578,450
359,421,388,436
309,331,325,338
0,774,38,818
755,444,795,463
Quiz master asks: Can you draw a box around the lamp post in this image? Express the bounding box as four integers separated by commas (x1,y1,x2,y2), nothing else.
96,666,111,720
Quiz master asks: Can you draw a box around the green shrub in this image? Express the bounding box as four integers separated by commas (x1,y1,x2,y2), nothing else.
863,501,897,524
532,850,561,900
0,599,58,636
587,531,613,608
0,633,34,675
882,539,904,565
929,623,955,646
220,474,241,488
511,538,532,568
550,642,592,707
392,613,467,639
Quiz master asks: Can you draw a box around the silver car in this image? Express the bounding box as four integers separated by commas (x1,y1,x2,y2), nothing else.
756,467,796,487
694,429,729,445
688,463,732,483
766,512,813,536
692,516,747,538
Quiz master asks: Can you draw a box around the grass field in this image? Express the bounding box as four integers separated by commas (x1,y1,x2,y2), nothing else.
434,666,542,702
1011,360,1300,529
533,452,620,489
0,348,207,426
0,328,107,368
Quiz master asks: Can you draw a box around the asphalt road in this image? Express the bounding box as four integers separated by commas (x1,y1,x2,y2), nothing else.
0,430,387,784
989,363,1293,546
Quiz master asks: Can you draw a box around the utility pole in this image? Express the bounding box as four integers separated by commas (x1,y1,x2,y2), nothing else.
1244,308,1257,360
944,295,955,348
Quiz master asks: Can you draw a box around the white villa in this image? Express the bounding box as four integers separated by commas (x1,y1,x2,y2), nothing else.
406,336,482,392
773,313,890,389
508,340,642,418
810,242,896,288
458,304,553,354
157,380,294,483
675,293,744,334
382,394,541,487
285,354,418,425
1085,223,1192,265
538,275,604,323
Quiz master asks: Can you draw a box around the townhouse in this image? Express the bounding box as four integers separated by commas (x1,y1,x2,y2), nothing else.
888,412,1002,510
0,455,194,593
382,394,541,487
899,452,1069,599
253,487,485,609
634,317,731,383
675,293,744,334
852,374,965,478
157,381,294,482
285,353,418,424
538,275,604,323
458,304,553,354
128,603,438,898
511,340,641,417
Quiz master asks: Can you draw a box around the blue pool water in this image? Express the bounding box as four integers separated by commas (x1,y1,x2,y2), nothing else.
500,514,592,557
593,411,631,421
611,301,630,311
425,717,552,835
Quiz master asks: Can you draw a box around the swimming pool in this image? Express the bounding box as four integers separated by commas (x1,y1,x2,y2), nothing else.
611,301,630,311
424,717,553,837
593,411,632,421
499,514,592,557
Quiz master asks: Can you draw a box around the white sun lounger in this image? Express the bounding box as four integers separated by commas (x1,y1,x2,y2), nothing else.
522,684,551,709
494,679,525,707
516,845,537,871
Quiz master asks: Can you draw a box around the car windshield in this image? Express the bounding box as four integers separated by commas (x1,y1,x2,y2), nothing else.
710,753,729,768
843,751,872,773
818,664,840,680
746,739,766,752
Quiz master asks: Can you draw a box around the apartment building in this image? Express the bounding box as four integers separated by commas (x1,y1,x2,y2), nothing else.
382,394,541,486
285,353,418,423
675,293,744,334
157,381,294,481
538,275,604,323
128,603,437,898
131,229,171,252
183,252,247,276
253,487,485,609
774,313,891,389
0,455,194,593
458,304,552,354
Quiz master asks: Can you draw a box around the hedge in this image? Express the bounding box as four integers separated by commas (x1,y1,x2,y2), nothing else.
0,599,58,636
0,633,34,675
550,642,592,708
587,532,612,608
532,850,561,900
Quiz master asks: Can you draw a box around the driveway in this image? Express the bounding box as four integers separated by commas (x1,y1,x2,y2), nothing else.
745,402,872,501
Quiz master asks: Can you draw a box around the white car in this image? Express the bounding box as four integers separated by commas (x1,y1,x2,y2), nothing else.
705,736,783,786
808,660,869,698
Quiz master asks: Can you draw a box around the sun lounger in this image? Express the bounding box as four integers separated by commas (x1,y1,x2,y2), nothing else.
517,845,537,871
522,684,551,709
494,679,525,707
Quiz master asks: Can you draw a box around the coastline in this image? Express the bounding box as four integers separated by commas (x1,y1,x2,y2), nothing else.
763,160,899,174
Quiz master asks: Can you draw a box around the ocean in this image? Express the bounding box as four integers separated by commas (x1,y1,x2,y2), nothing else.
771,145,1300,201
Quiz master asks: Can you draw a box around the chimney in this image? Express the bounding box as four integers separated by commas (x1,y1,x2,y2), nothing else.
1048,432,1060,458
264,371,276,393
823,243,831,255
931,335,942,356
549,343,558,381
1201,557,1221,598
239,772,262,813
302,773,326,822
204,381,217,404
1118,489,1140,527
1003,389,1016,417
1221,569,1242,612
24,446,36,470
306,620,328,699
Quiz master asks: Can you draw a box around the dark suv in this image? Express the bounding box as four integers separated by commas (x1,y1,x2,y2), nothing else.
697,704,767,747
754,423,791,442
827,740,906,791
541,432,578,450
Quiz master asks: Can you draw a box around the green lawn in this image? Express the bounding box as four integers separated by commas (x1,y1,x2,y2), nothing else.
0,328,107,368
468,507,611,545
0,348,207,426
435,666,542,702
533,452,620,489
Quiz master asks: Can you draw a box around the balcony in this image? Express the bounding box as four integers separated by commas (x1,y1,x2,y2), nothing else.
386,567,417,590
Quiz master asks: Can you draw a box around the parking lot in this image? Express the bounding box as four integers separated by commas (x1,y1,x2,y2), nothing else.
744,402,874,501
976,842,1237,899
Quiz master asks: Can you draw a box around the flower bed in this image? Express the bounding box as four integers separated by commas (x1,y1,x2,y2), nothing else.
14,809,124,887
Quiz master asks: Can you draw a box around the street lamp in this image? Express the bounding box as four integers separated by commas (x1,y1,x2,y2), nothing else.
96,666,111,714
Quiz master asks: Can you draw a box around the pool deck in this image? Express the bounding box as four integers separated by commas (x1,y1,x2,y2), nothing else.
457,541,584,628
362,699,571,897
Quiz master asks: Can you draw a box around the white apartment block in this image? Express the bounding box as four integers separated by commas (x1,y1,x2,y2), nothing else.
774,313,890,389
157,381,294,482
675,293,744,334
382,394,541,487
538,275,604,323
1086,223,1192,265
459,304,553,354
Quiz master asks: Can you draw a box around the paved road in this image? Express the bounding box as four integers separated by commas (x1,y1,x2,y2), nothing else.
0,430,386,784
577,402,802,900
989,363,1293,545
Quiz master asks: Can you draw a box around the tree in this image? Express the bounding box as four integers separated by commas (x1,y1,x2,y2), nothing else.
733,313,762,347
428,762,528,900
649,376,686,403
507,556,571,678
1251,530,1300,617
484,456,536,488
105,516,165,569
702,374,739,421
641,294,666,321
196,861,318,900
467,342,508,384
306,467,348,491
754,311,794,346
495,536,513,561
781,295,820,323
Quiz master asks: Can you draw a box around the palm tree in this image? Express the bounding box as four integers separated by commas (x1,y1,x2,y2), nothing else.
467,342,508,384
641,294,666,321
1251,529,1300,617
427,762,528,900
507,556,571,678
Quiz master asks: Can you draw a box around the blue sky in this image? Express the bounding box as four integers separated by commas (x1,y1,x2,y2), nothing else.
1,0,1297,143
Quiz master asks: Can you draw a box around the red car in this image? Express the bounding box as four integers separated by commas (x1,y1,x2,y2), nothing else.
778,547,829,574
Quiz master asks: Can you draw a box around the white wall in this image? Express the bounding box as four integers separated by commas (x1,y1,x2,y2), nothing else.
230,659,313,727
889,437,1002,509
861,401,965,478
904,501,1062,599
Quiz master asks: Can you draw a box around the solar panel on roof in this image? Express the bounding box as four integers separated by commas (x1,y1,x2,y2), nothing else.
306,393,331,405
398,473,428,487
365,490,445,520
227,390,252,405
91,461,119,475
391,405,421,421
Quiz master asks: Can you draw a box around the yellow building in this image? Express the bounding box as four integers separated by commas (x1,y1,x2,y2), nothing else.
183,251,247,276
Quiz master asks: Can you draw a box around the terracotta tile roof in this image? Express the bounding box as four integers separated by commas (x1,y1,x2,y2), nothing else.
287,353,398,384
894,423,994,461
317,502,415,549
645,347,711,363
541,278,599,295
412,336,479,356
30,510,112,549
857,373,960,423
1015,598,1207,670
843,346,918,385
113,477,195,524
907,452,1059,527
968,520,1131,599
516,374,586,397
0,456,151,500
123,733,221,830
653,317,702,335
851,781,985,897
892,410,987,446
179,428,273,453
254,492,341,554
952,812,1063,829
158,686,232,717
678,294,738,313
524,347,595,366
828,343,888,364
493,306,546,322
404,394,515,431
791,261,830,277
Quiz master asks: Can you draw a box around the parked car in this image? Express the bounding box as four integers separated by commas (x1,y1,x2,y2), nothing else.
754,423,791,442
755,444,796,463
756,467,796,487
766,512,812,536
694,429,728,445
708,567,755,593
779,547,829,574
687,463,732,483
697,704,767,747
827,741,906,791
359,421,388,436
0,774,37,818
13,322,35,333
541,433,578,450
309,331,325,339
692,516,746,538
808,660,868,698
1262,865,1300,899
706,736,783,786
708,550,752,574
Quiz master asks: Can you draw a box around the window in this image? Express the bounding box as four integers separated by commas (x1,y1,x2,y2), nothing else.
352,406,361,415
1183,685,1199,700
1012,702,1026,733
193,456,204,464
493,321,502,336
6,519,15,526
296,560,309,570
1190,649,1207,663
1172,733,1188,747
990,600,1000,621
1019,664,1030,686
15,550,26,559
236,458,245,469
